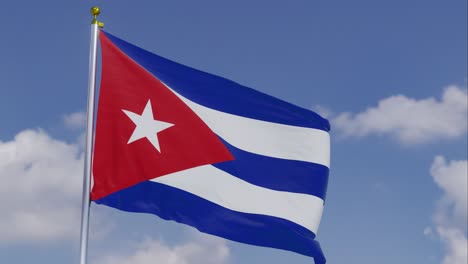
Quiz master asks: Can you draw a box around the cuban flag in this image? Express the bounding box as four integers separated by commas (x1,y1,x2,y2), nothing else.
92,31,330,264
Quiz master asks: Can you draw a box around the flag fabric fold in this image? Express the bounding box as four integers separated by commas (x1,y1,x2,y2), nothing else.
92,30,330,264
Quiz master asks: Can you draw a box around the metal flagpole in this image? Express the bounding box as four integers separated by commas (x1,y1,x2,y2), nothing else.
79,6,103,264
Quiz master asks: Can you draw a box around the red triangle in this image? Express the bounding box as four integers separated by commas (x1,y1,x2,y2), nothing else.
91,33,234,201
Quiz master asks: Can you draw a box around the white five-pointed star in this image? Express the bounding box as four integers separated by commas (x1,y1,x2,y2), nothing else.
122,100,174,152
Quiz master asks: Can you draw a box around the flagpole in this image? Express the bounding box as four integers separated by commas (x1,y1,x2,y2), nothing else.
79,6,102,264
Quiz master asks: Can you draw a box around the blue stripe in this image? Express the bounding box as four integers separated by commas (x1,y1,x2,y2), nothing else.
103,31,330,132
95,180,326,263
214,137,329,199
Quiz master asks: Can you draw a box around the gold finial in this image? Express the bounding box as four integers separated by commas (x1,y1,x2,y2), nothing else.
90,6,104,28
91,6,100,16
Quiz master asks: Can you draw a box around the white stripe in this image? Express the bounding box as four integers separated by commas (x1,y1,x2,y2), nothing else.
164,84,330,167
152,165,324,233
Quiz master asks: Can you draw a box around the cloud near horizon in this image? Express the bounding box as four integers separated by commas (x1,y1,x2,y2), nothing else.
333,85,467,144
430,156,467,264
95,234,230,264
0,129,84,243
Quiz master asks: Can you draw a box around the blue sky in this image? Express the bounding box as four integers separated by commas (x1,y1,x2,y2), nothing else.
0,1,466,264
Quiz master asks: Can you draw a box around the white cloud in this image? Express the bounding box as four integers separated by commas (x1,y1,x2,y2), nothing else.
63,111,86,130
430,156,467,264
312,105,333,119
333,85,467,144
431,156,468,226
437,227,467,264
0,129,84,242
96,234,230,264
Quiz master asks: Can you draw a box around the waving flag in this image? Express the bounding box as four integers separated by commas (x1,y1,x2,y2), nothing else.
92,31,330,264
